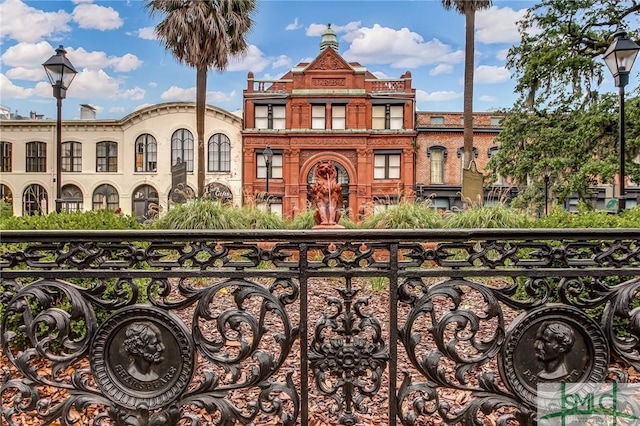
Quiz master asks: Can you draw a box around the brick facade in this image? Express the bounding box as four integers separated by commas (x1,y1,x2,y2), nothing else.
242,25,416,220
415,112,509,210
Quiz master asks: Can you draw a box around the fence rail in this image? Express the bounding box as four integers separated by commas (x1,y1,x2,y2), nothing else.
1,229,639,425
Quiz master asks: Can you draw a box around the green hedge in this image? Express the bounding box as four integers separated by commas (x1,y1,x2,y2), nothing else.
1,201,639,230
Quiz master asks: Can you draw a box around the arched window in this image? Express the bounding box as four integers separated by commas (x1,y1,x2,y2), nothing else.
23,184,47,215
26,141,46,172
208,133,231,172
96,141,117,172
171,129,194,172
62,141,82,172
132,184,159,222
93,184,119,211
61,184,83,212
427,146,448,185
1,141,12,172
135,134,157,172
1,184,13,216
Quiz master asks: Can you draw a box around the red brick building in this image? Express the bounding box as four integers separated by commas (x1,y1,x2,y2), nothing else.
242,25,416,220
415,111,510,211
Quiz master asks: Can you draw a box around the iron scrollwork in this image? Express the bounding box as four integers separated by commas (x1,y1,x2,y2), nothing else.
1,230,639,425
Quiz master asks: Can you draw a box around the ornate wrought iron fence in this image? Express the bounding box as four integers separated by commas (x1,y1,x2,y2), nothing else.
1,229,639,425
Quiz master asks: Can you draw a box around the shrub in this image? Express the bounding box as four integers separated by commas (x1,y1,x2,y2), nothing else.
0,210,141,230
444,205,531,228
361,201,445,229
151,200,286,229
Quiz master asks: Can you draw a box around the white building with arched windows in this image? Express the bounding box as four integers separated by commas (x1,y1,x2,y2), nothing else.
0,102,243,221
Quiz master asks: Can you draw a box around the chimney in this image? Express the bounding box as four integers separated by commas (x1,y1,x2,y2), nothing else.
80,104,97,120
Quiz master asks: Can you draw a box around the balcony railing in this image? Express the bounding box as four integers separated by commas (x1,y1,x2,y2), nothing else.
367,79,411,93
1,229,639,425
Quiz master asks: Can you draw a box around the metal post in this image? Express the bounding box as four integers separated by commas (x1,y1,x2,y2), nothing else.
56,97,63,213
618,85,626,213
266,158,271,194
544,174,549,215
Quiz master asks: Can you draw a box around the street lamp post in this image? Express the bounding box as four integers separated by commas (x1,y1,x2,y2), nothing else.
603,28,640,213
262,145,273,195
544,174,549,216
43,45,77,213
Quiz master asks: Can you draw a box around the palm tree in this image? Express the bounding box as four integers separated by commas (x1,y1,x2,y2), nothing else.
145,0,256,198
441,0,492,173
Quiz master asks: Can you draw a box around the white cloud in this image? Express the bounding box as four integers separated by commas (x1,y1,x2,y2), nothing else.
496,49,510,61
272,55,292,69
371,71,390,79
5,66,44,81
160,86,195,101
306,21,361,38
66,47,142,72
475,65,511,83
476,6,528,44
342,24,463,68
109,106,126,114
0,0,72,43
45,68,146,101
285,18,301,31
148,82,157,88
111,53,143,72
72,3,123,31
137,27,157,40
416,89,462,102
429,64,453,76
0,73,36,99
159,85,233,103
1,41,55,68
227,45,270,72
479,95,497,102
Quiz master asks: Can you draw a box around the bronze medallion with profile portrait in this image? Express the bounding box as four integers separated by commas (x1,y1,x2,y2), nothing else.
499,305,609,407
90,306,194,410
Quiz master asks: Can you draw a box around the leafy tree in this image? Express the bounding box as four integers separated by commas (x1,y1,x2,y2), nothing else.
488,0,640,210
441,0,492,172
145,0,256,197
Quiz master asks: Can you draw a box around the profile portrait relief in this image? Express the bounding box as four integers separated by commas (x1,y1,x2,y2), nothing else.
123,322,165,381
534,321,576,381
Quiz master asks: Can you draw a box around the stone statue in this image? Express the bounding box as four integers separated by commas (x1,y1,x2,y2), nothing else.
311,161,343,227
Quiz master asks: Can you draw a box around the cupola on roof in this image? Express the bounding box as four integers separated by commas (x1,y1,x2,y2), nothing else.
320,24,339,52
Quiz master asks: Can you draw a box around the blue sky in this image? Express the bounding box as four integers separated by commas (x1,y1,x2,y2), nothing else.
0,0,544,120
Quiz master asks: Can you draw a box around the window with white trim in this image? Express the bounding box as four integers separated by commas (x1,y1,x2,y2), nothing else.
332,105,346,129
256,150,283,179
311,105,325,129
374,152,401,179
255,105,286,129
372,105,403,130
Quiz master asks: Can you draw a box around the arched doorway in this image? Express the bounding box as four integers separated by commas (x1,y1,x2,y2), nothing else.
1,184,13,216
306,161,350,215
132,184,159,222
61,184,83,213
23,184,47,216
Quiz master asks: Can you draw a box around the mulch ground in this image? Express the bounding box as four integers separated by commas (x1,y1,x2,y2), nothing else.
2,277,638,425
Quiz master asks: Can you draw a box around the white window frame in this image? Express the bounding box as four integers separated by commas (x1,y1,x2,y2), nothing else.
257,152,283,179
372,104,404,130
332,105,346,130
255,105,286,130
374,153,401,179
